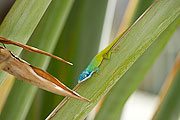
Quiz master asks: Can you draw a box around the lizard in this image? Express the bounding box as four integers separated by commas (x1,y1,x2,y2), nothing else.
78,30,126,83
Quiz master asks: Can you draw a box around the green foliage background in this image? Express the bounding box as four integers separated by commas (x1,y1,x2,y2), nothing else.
0,0,179,120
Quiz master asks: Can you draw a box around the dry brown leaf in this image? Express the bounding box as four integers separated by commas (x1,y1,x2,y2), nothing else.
0,47,89,102
0,37,73,65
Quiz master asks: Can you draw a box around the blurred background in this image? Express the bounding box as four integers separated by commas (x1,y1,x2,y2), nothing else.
0,0,179,120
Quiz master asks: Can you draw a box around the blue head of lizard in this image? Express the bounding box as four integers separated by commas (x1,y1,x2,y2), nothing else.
78,69,93,83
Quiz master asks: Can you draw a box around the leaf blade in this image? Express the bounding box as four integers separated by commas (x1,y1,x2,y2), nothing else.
95,15,180,120
48,0,180,119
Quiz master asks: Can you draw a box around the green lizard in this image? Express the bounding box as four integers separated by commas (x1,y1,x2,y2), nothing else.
78,31,126,83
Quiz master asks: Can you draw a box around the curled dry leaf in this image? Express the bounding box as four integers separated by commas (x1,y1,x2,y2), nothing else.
0,47,89,102
0,37,73,65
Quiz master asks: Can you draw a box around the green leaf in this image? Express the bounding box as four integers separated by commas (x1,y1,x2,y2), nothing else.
95,0,179,119
130,0,155,25
153,54,180,120
47,0,180,119
95,15,180,120
0,0,51,85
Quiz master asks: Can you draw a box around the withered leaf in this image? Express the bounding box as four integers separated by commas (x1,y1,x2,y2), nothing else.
0,47,89,102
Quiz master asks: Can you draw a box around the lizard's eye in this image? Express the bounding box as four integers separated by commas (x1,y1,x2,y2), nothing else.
85,72,90,77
